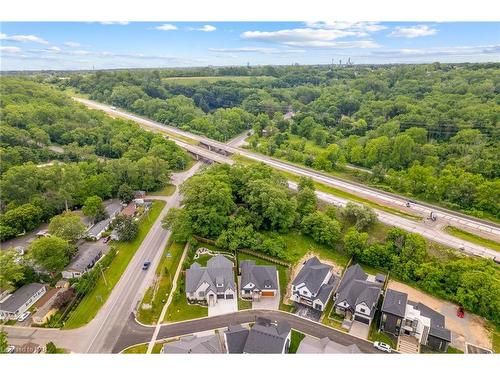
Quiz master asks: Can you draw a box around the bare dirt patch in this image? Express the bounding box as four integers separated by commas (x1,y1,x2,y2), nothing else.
388,280,492,351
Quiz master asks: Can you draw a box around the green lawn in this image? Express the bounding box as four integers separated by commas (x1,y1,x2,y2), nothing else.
288,330,305,353
163,277,208,322
368,309,396,348
137,240,186,325
238,298,252,310
122,342,163,354
63,201,166,329
149,184,176,197
445,226,500,252
281,231,350,266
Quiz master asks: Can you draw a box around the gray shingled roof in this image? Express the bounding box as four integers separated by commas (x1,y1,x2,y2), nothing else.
105,200,122,217
86,218,111,238
315,282,335,305
382,289,408,317
162,334,224,354
409,301,451,342
297,336,362,354
336,264,381,312
65,246,103,273
292,257,332,295
0,283,45,313
225,318,291,354
240,260,278,291
185,255,235,294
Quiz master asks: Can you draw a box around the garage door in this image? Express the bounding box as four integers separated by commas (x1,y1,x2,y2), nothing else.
217,294,225,299
262,291,275,297
225,294,234,299
354,315,370,324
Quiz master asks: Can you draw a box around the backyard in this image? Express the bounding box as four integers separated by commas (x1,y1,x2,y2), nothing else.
63,201,166,329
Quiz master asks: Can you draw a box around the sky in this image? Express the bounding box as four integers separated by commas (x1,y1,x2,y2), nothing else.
1,22,499,70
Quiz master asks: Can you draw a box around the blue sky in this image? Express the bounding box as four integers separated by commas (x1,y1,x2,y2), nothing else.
1,22,499,70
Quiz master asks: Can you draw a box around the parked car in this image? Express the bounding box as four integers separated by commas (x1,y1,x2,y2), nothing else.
457,307,465,318
17,311,31,322
373,341,392,353
5,345,15,353
142,261,151,270
103,236,111,244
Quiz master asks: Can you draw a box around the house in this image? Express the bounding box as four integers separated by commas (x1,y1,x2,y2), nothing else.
32,288,66,325
0,283,46,321
185,255,236,306
290,257,335,312
161,334,224,354
62,246,103,279
380,289,451,352
334,264,382,325
120,202,136,218
224,317,291,354
134,190,146,199
104,200,123,220
86,218,111,240
240,260,278,301
296,336,362,354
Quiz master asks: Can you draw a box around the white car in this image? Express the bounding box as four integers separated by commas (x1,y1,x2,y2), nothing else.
17,311,31,322
110,106,117,110
373,341,392,353
5,345,15,354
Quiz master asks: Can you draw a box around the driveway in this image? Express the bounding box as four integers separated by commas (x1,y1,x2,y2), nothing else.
252,270,280,310
208,298,237,317
349,321,370,339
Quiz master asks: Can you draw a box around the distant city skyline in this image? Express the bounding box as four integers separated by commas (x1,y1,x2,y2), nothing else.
1,22,499,70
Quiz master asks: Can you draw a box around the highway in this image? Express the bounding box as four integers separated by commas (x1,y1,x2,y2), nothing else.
112,311,383,354
74,97,500,258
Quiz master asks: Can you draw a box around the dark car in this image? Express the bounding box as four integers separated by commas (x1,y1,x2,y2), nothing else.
142,261,151,270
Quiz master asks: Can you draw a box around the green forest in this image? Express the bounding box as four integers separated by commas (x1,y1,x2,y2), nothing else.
57,63,499,220
0,78,190,241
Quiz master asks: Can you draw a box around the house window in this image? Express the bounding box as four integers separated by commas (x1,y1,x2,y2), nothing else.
360,308,366,313
198,291,205,297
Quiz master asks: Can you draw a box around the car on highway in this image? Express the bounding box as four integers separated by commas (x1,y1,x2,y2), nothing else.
373,341,392,353
17,311,31,322
5,345,15,353
110,106,116,110
142,261,151,270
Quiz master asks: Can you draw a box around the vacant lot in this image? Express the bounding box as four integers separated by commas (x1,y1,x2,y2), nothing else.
388,280,492,351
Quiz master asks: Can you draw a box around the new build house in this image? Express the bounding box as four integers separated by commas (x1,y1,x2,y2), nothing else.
380,289,451,352
161,334,224,354
0,283,46,321
239,260,278,301
185,255,235,306
290,257,335,312
224,317,291,354
334,264,382,325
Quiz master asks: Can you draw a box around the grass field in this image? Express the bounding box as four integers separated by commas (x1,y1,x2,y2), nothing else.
136,241,186,325
122,342,163,354
63,201,166,329
445,226,500,252
162,76,274,85
149,184,176,197
163,277,208,322
289,330,305,353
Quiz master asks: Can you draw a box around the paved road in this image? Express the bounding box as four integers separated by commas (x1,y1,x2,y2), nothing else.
1,164,203,353
74,98,499,259
113,310,383,354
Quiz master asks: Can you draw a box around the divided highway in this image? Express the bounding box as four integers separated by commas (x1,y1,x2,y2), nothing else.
74,97,500,259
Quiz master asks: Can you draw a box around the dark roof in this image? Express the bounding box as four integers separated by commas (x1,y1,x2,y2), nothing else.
292,257,332,296
65,246,103,273
410,301,451,342
224,325,249,353
0,283,45,313
336,264,381,311
225,318,291,354
162,334,224,354
381,289,408,317
315,277,337,304
240,260,278,291
185,255,235,294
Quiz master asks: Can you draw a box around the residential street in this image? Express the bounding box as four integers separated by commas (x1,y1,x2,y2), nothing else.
1,163,203,353
113,310,384,354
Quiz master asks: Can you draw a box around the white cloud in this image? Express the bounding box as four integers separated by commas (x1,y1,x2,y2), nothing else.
0,46,22,54
305,21,387,35
0,33,48,44
371,44,500,58
47,46,61,52
100,21,129,25
209,47,306,54
64,41,81,48
72,50,91,55
389,25,438,38
241,28,380,49
155,24,177,31
189,25,216,32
